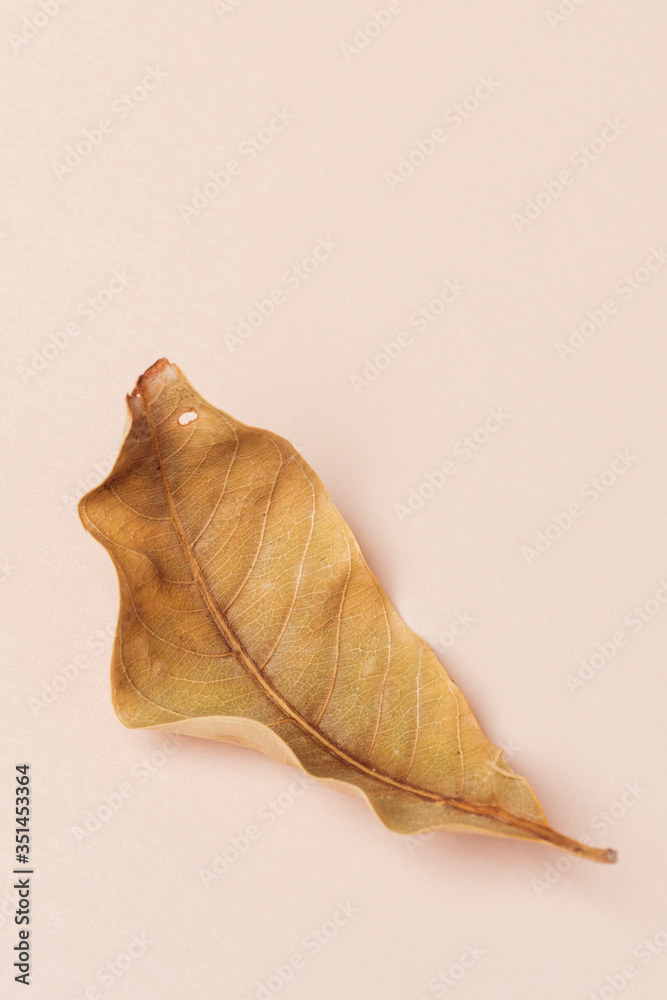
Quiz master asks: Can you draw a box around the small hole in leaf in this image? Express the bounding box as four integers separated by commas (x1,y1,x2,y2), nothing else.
178,410,198,426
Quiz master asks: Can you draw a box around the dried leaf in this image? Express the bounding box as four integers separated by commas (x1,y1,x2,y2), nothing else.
79,359,616,864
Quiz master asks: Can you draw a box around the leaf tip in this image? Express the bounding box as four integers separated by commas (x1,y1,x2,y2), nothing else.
573,842,618,864
133,358,180,397
125,359,182,419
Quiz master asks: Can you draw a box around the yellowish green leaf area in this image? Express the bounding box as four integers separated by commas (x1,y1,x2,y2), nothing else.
79,359,616,864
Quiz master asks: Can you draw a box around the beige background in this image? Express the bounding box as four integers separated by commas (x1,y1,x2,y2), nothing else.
2,1,667,998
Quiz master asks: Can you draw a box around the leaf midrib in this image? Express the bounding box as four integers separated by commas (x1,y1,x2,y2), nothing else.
141,391,598,856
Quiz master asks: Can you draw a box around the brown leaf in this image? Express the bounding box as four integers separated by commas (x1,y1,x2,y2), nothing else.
79,359,616,864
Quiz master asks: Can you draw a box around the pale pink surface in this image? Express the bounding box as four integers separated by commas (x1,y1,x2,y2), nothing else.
1,2,667,998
